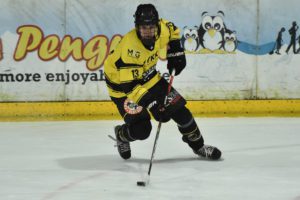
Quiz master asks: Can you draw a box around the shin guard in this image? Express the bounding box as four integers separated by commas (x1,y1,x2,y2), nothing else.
178,118,204,151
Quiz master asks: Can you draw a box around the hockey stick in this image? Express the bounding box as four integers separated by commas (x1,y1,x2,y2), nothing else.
137,71,175,187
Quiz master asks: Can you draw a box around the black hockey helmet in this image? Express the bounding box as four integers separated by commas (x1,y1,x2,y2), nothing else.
134,4,160,49
134,4,159,26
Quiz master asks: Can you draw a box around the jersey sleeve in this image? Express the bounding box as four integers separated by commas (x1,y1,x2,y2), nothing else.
157,19,182,59
161,19,181,41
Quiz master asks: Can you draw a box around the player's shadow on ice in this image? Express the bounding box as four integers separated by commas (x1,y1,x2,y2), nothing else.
57,155,222,171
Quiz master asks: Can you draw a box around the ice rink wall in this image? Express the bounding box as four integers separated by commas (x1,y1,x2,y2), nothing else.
1,0,300,121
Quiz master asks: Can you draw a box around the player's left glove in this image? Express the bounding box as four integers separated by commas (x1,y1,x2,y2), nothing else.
167,39,186,76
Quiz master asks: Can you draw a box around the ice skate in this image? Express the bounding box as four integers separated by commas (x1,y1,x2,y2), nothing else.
194,144,221,160
112,125,131,160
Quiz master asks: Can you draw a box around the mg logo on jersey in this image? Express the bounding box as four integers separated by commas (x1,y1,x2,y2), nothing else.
127,49,140,58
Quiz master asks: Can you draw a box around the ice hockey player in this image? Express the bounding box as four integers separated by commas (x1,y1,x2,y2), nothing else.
104,4,221,160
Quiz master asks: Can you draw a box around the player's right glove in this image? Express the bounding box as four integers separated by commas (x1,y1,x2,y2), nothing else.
167,39,186,76
147,100,171,123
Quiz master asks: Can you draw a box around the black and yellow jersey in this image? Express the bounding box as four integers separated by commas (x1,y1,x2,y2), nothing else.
104,19,180,106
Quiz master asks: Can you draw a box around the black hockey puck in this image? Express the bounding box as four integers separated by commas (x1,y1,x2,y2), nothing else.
136,181,146,187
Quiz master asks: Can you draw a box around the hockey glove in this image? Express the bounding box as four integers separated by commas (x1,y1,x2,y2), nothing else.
148,101,171,123
167,39,186,76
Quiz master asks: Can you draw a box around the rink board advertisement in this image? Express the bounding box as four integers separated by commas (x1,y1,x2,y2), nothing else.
0,0,300,102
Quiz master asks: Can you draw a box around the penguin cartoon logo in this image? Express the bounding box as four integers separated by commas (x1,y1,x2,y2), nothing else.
198,11,225,53
223,30,237,53
181,26,200,53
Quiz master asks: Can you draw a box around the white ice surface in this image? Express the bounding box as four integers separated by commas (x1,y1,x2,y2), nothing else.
0,118,300,200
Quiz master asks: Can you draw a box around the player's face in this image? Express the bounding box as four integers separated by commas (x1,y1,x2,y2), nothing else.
138,24,157,40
